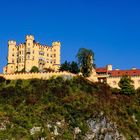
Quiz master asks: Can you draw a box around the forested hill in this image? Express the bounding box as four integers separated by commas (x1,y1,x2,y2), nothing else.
0,76,140,139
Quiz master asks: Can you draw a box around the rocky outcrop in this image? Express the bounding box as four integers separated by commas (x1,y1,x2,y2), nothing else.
84,112,126,140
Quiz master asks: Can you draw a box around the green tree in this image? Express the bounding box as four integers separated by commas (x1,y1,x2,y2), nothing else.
60,61,79,74
30,66,39,73
70,61,79,74
59,61,71,72
118,75,135,95
76,48,95,77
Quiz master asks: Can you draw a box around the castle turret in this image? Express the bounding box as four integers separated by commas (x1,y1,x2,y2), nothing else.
52,41,61,71
8,40,17,64
6,40,17,73
26,35,34,41
25,35,34,72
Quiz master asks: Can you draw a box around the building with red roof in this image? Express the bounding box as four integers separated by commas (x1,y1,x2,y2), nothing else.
96,65,140,89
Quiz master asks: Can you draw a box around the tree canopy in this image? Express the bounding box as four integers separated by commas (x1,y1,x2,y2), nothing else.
118,75,135,95
76,48,95,77
59,61,79,74
30,66,39,73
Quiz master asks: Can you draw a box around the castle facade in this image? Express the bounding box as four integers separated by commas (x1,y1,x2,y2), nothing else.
3,35,60,74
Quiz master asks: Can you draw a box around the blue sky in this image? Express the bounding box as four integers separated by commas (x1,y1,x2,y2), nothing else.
0,0,140,72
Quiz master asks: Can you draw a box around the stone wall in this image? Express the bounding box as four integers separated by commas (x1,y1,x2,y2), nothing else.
1,71,75,80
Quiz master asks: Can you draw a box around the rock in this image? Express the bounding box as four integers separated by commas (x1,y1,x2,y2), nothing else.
54,126,59,136
74,127,81,134
30,126,41,135
104,133,112,140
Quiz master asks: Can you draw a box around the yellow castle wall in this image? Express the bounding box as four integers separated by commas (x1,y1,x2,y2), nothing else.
107,76,140,89
2,71,75,80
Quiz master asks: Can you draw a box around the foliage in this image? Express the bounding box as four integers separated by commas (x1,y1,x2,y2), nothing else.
0,77,139,139
76,48,95,77
60,61,79,74
70,61,80,74
30,66,39,73
118,75,135,95
59,61,71,72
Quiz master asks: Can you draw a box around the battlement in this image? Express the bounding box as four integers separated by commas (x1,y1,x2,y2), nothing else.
26,35,34,41
3,71,75,80
52,41,61,47
8,40,16,46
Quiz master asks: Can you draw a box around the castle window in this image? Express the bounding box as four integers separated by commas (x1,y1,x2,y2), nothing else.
27,48,30,52
32,56,34,60
138,80,140,84
12,59,14,63
54,49,56,52
12,53,14,57
28,43,30,46
54,59,56,63
54,54,56,57
39,51,44,56
33,50,34,54
47,54,49,57
50,60,52,63
27,55,30,60
46,59,49,63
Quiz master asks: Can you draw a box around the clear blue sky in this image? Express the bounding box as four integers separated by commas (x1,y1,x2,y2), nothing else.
0,0,140,72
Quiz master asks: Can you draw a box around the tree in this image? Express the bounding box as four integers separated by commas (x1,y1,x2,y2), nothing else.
76,48,95,77
59,61,80,74
118,75,135,95
59,61,71,72
70,61,79,74
30,66,39,73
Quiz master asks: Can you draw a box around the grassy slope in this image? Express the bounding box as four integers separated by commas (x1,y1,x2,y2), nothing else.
0,76,140,139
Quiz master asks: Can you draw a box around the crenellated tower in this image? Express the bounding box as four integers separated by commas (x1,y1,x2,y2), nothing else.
25,35,34,72
4,40,18,73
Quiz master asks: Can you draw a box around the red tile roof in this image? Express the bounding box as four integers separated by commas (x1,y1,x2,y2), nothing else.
96,67,140,77
96,67,107,73
108,69,140,77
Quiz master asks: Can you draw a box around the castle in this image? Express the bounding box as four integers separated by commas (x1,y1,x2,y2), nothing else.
2,35,140,89
3,35,60,74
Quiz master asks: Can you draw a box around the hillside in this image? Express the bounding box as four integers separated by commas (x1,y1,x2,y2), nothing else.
0,76,140,139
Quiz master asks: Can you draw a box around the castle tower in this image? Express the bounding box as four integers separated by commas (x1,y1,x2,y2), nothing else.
25,35,34,72
52,41,61,70
6,40,17,73
106,64,112,71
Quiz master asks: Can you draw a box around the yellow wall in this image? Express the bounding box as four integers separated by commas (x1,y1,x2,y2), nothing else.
2,72,75,80
107,76,140,89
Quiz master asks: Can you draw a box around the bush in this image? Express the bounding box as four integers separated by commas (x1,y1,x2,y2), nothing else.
119,75,135,95
30,66,39,73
